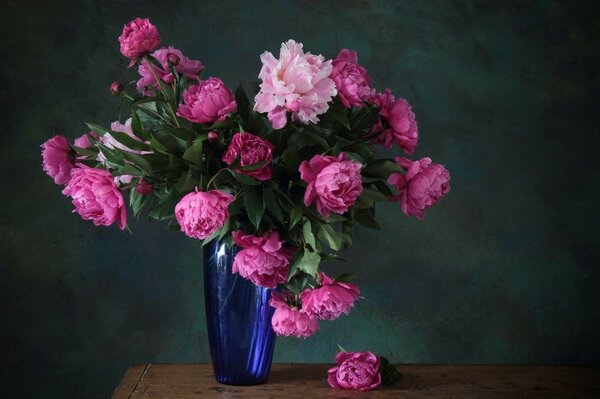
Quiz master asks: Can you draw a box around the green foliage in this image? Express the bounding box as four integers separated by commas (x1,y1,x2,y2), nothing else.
380,356,403,386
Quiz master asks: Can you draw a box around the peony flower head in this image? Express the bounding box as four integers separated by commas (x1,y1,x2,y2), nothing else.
372,90,418,154
328,351,381,391
330,49,373,108
118,18,160,60
388,157,450,219
74,131,98,149
232,230,292,288
98,118,151,156
269,291,320,338
177,77,237,124
41,135,74,185
300,152,363,218
222,132,274,181
174,189,234,239
137,46,204,94
253,39,337,129
110,81,123,96
299,272,360,320
136,179,153,195
62,166,127,230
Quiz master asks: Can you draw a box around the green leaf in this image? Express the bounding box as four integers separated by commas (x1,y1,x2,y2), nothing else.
360,187,390,203
380,356,403,386
316,223,342,251
335,273,355,283
330,99,350,129
131,110,151,140
237,159,269,172
263,187,284,224
337,344,347,353
153,128,188,155
182,140,204,165
286,249,304,282
106,130,152,152
354,208,381,229
298,250,321,277
230,171,260,186
235,84,250,123
289,205,303,228
244,186,265,229
363,159,404,178
175,168,197,193
121,152,153,175
302,219,316,250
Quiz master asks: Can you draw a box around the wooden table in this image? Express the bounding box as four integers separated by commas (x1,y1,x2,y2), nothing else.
113,363,600,398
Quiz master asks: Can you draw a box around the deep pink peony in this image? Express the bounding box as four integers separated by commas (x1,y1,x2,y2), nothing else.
137,46,204,94
62,166,127,230
174,189,234,239
254,40,337,129
41,135,74,185
388,157,450,220
330,49,373,108
300,152,363,218
222,132,274,181
232,230,292,288
299,273,360,320
269,292,320,338
372,90,419,154
177,77,237,124
328,351,382,391
118,18,160,60
136,179,153,195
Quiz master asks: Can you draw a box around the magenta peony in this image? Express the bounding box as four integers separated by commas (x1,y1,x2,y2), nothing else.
174,189,234,239
300,152,363,218
62,166,127,230
372,90,419,154
269,292,320,338
232,230,292,288
222,132,274,181
118,18,160,60
328,351,382,391
388,157,450,219
136,47,204,94
176,77,237,124
41,135,74,185
330,49,373,108
110,81,123,96
254,40,337,129
135,179,153,195
299,273,360,320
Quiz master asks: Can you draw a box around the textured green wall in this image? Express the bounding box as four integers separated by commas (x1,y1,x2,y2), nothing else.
1,0,599,397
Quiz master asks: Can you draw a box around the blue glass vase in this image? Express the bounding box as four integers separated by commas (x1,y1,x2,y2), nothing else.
203,239,277,385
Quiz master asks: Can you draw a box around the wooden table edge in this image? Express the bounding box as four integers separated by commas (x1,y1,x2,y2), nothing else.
112,364,149,399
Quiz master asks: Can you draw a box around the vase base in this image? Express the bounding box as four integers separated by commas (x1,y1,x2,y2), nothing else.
214,375,268,386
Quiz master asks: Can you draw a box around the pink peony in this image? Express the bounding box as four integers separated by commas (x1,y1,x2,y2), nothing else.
136,46,204,94
269,291,319,338
254,40,337,129
136,179,153,195
74,131,98,149
300,152,363,218
41,135,74,185
232,230,292,288
176,77,237,124
62,166,127,230
110,81,123,96
330,49,373,108
222,132,274,181
98,118,151,155
372,90,418,154
328,351,382,391
388,157,450,220
299,273,360,320
118,18,160,60
174,189,234,239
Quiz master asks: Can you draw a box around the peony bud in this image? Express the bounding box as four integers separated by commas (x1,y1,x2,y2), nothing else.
136,179,153,195
208,131,219,141
110,81,123,96
167,52,180,66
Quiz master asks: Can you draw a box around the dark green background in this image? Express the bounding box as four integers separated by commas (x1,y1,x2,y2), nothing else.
1,0,599,397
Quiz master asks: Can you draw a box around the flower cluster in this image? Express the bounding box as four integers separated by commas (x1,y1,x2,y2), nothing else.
41,19,451,362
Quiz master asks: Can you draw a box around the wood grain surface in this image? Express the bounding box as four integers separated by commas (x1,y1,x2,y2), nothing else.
112,363,600,398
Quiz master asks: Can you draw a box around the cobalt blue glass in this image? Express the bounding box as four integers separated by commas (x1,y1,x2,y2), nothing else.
203,239,277,385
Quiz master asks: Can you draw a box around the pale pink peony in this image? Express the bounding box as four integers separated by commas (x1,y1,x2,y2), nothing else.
62,166,127,230
328,351,382,391
300,153,363,218
136,46,204,94
118,18,160,60
372,90,418,154
388,157,450,220
269,291,320,338
98,118,151,156
174,189,234,240
41,135,74,185
254,40,337,129
299,273,360,320
73,131,97,149
330,49,373,108
177,77,237,124
222,132,274,181
232,230,292,288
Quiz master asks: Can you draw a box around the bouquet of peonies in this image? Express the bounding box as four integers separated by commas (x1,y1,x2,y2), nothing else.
41,18,450,341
